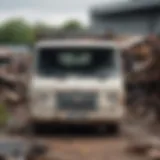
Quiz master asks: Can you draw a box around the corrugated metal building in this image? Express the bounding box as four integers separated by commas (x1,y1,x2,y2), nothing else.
90,0,160,35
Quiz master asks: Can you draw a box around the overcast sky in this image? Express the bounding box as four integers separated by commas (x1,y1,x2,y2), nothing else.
0,0,126,25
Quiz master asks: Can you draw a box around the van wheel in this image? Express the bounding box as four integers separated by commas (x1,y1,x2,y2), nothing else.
98,124,120,136
107,123,120,136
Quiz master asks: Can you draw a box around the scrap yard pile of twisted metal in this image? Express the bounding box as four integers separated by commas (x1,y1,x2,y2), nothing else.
121,35,160,159
0,137,47,160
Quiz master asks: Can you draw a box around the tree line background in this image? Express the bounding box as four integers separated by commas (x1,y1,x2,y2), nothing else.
0,18,85,45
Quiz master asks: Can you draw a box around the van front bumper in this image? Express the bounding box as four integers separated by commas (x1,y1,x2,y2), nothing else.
30,107,125,124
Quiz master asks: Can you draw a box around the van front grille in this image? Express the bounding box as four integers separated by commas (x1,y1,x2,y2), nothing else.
56,91,97,110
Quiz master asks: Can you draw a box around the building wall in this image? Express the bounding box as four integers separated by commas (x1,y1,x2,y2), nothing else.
91,11,160,35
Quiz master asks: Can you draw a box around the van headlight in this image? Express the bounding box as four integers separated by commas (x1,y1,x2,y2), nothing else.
30,92,54,117
107,91,124,105
107,92,119,104
32,92,53,107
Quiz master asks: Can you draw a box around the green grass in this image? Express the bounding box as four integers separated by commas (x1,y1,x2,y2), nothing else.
0,103,9,126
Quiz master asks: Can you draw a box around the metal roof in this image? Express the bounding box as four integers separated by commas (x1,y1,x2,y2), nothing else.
36,36,146,50
36,39,119,49
92,0,160,15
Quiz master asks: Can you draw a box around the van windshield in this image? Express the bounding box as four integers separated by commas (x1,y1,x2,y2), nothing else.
37,48,116,77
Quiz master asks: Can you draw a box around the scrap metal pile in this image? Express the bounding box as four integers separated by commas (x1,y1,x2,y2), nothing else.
0,48,32,130
0,137,47,160
122,35,160,122
121,35,160,158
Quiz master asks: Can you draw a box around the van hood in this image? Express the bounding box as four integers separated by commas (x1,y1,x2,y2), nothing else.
31,76,123,91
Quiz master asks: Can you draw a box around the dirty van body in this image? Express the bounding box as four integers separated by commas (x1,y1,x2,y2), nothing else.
30,40,125,131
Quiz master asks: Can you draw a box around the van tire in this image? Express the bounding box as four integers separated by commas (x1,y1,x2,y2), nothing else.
98,123,120,135
107,123,120,136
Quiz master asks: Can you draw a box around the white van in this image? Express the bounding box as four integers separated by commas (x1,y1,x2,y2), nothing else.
29,39,125,132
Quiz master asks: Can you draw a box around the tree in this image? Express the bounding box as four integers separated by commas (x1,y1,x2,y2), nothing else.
0,18,35,44
61,19,84,31
34,22,57,39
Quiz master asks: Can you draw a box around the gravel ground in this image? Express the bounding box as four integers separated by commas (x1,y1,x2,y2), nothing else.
41,137,133,160
0,124,152,160
32,125,147,160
